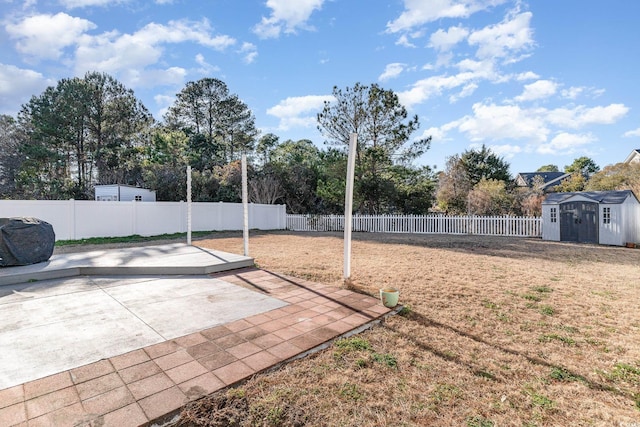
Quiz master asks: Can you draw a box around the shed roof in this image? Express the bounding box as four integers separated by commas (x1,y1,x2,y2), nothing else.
543,190,639,205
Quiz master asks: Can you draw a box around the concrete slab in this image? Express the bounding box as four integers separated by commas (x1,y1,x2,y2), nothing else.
0,275,287,390
0,243,255,286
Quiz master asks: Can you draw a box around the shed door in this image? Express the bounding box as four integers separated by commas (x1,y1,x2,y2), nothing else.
559,202,598,243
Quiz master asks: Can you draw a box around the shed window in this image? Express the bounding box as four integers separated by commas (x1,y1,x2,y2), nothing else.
603,207,611,224
550,207,557,223
134,195,142,201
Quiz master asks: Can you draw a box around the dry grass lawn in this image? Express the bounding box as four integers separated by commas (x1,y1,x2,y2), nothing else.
169,231,640,426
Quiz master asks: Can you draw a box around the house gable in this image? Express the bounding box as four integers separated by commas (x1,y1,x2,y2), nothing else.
516,172,571,191
624,149,640,164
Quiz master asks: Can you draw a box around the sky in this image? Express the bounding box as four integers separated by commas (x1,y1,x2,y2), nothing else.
1,0,640,175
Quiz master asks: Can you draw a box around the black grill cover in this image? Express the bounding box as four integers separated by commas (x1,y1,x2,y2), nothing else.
0,217,55,266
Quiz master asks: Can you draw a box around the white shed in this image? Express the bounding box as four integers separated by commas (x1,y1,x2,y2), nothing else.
94,184,156,202
541,190,640,246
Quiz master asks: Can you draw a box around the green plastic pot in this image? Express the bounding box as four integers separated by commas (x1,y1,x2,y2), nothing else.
380,287,399,308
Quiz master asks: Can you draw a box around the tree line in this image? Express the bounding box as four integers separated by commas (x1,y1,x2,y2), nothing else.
1,72,637,215
436,150,640,217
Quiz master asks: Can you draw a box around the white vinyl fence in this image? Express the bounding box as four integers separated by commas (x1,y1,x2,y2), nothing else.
287,214,543,237
0,200,286,241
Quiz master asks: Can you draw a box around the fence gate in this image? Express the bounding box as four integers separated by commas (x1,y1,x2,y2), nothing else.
559,201,598,243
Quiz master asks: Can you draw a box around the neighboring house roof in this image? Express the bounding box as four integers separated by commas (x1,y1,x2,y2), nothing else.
542,190,639,205
516,172,571,190
624,149,640,164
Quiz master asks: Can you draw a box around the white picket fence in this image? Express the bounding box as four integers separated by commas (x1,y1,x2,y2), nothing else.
287,214,543,237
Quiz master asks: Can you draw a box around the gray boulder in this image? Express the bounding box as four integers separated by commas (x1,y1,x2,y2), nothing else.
0,217,55,266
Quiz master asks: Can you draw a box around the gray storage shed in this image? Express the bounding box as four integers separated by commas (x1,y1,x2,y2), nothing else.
95,184,156,202
541,190,640,246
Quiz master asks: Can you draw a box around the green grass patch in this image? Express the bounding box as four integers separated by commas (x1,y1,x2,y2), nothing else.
532,285,553,293
523,293,542,302
398,305,412,317
55,231,216,247
482,300,499,310
372,352,398,369
334,337,371,352
466,416,495,427
526,390,555,410
607,362,640,383
539,334,576,346
474,370,497,380
549,367,585,382
539,305,555,316
339,383,363,401
431,383,463,404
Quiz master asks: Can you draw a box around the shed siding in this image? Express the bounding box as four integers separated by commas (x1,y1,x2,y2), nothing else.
599,204,623,246
95,185,156,202
95,185,119,201
118,186,156,202
621,198,640,244
541,204,560,241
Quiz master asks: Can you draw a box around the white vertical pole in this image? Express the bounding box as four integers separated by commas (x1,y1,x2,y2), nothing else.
343,133,357,280
242,154,249,256
187,165,192,245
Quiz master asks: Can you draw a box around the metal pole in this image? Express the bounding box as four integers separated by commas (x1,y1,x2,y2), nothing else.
343,133,357,280
187,165,192,245
242,154,249,257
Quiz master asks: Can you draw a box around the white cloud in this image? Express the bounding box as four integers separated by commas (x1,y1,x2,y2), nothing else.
0,63,54,114
5,13,96,60
398,57,498,108
468,11,534,60
386,0,508,33
561,86,583,100
449,82,478,103
238,42,258,64
623,128,640,138
488,144,522,158
537,132,595,155
546,104,629,129
379,63,406,81
60,0,127,7
437,100,628,156
266,94,333,130
429,25,469,51
74,19,235,80
420,126,447,143
515,71,539,81
455,58,496,79
457,102,549,142
120,67,187,89
515,79,557,102
398,72,475,108
395,34,416,48
253,0,324,39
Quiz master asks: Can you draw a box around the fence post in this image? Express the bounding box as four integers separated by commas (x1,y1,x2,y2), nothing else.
69,199,76,240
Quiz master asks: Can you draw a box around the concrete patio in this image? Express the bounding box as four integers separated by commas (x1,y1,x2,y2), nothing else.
0,244,393,426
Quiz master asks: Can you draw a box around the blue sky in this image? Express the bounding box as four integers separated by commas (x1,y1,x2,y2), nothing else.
1,0,639,174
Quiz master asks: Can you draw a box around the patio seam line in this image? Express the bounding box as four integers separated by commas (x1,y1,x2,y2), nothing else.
98,284,169,342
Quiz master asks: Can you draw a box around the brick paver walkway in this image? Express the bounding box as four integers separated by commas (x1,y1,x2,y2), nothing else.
0,268,392,426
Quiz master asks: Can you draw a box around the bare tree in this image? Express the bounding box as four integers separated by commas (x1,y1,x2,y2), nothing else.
249,174,283,204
